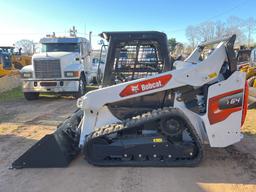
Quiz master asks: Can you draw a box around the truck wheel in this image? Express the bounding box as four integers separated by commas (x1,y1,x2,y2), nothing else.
74,76,86,99
24,92,39,100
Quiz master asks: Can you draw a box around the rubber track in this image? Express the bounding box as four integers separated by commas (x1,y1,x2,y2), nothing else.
84,107,204,167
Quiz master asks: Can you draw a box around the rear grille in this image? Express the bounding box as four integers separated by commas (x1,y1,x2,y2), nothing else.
34,59,61,78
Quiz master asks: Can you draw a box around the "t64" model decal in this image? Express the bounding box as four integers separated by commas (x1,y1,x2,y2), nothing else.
120,74,172,97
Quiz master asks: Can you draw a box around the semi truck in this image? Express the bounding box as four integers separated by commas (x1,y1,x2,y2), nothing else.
20,34,93,100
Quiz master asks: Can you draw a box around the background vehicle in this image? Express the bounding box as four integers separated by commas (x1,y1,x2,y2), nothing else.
90,49,107,84
0,46,31,77
12,32,248,168
0,46,15,77
236,47,252,66
12,53,32,70
239,48,256,107
20,32,93,100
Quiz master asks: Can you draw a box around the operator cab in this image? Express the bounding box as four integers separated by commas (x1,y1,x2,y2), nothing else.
99,31,172,86
99,31,173,119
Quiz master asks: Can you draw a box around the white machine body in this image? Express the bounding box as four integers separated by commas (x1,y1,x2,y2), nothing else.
77,41,247,148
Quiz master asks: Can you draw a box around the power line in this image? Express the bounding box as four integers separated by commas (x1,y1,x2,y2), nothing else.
205,0,249,21
164,0,250,34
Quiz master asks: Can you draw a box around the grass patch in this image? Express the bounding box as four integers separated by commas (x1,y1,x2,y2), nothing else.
0,85,98,102
0,85,23,103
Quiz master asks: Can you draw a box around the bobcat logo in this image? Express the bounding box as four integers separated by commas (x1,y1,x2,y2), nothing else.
120,74,172,97
131,85,139,93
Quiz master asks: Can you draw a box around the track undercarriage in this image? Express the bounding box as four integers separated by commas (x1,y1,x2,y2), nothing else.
84,108,203,166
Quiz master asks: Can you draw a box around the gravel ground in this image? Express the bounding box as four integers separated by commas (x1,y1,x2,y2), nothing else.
0,97,255,192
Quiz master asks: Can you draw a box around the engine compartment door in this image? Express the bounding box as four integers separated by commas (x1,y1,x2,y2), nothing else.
203,71,247,147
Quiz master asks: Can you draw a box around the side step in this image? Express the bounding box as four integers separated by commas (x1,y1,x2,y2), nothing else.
11,109,83,169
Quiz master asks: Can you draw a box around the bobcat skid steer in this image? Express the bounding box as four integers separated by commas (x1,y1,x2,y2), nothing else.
12,32,248,168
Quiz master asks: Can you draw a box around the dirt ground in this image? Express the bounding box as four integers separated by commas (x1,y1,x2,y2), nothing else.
0,97,255,192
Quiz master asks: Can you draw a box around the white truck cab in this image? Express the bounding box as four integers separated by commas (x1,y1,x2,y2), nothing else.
21,35,93,100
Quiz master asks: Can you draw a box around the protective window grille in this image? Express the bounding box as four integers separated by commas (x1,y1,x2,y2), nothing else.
112,41,163,83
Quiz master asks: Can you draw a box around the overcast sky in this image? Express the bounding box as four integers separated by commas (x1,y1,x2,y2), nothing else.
0,0,255,48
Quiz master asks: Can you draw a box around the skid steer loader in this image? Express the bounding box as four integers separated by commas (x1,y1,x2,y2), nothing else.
12,32,248,168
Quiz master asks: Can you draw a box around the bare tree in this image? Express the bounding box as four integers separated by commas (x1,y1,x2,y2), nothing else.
186,21,217,47
186,25,199,48
246,17,256,47
226,16,243,28
185,16,249,48
226,16,246,45
215,21,226,37
198,21,215,41
15,39,34,55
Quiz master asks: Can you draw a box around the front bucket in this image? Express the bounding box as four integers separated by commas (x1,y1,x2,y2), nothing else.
11,109,83,169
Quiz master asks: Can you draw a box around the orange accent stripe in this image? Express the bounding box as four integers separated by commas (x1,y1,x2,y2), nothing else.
208,89,243,125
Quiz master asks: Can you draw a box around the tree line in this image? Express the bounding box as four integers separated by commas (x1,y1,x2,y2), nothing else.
185,16,256,48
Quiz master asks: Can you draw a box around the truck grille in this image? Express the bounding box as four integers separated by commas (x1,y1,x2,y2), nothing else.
34,59,61,78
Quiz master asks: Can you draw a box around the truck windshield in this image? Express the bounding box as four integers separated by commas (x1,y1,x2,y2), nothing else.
42,43,80,52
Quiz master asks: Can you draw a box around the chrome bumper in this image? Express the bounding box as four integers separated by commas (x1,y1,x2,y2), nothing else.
22,79,79,93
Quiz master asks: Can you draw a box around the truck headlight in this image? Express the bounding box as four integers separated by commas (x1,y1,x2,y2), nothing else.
64,71,79,77
21,72,32,78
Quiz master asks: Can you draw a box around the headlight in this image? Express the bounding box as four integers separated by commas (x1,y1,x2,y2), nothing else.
64,71,79,77
21,72,32,78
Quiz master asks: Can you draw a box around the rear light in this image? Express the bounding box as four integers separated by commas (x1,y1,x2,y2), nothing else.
241,81,249,126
